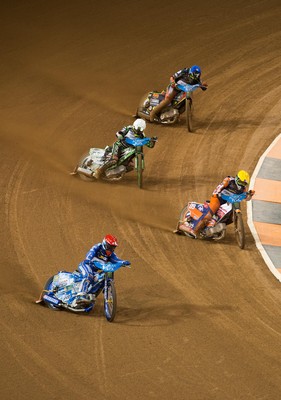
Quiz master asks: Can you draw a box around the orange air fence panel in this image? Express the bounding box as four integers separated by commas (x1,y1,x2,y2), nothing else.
254,221,281,247
267,139,281,159
254,178,281,202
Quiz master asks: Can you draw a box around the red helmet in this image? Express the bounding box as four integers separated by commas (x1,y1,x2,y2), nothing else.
102,234,118,256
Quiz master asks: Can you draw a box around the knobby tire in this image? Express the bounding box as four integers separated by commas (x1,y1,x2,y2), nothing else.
234,212,245,249
78,154,95,181
104,280,117,322
179,204,189,222
186,99,193,132
136,153,143,189
43,276,61,311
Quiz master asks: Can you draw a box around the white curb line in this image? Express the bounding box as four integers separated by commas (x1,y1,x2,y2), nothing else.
247,133,281,282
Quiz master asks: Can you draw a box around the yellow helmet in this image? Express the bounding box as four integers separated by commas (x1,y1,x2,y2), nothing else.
235,170,250,187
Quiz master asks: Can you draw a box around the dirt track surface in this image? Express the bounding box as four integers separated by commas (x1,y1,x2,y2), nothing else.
1,1,281,399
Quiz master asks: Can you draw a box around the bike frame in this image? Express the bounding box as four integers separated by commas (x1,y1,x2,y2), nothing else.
124,137,150,188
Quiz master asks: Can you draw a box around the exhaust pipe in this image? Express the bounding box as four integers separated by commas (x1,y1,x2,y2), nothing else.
77,167,94,178
206,222,226,236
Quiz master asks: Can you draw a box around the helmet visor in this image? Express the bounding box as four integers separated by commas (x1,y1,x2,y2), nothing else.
133,128,144,137
190,71,200,79
236,178,247,187
104,243,117,252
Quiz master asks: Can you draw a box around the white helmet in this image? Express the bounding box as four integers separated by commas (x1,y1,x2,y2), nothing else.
133,118,146,133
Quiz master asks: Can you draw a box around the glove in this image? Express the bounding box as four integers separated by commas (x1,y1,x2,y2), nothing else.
151,136,158,141
201,86,207,91
248,190,255,196
123,260,131,266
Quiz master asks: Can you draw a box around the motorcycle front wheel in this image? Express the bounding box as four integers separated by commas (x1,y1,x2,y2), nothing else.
136,153,143,189
104,280,117,322
234,212,245,249
186,98,193,132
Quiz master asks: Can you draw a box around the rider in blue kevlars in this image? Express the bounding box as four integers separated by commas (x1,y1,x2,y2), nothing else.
73,234,130,301
94,118,157,179
149,65,208,122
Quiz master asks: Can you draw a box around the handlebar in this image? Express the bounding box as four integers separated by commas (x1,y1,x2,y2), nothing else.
93,260,131,272
124,137,151,146
220,192,247,203
176,83,203,93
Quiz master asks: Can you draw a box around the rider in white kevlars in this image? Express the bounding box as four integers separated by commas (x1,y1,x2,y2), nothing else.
94,119,156,179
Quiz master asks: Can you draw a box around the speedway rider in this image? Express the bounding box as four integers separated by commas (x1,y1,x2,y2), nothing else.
73,234,130,303
149,65,208,122
94,118,157,179
178,170,255,238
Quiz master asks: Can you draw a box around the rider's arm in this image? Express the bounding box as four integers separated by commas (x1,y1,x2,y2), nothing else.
84,244,100,261
212,177,230,197
116,126,128,140
109,252,131,267
200,79,208,90
173,68,187,81
109,252,123,263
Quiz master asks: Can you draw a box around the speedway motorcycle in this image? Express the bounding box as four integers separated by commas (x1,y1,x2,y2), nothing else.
72,136,156,189
136,82,206,132
174,191,248,249
36,260,130,322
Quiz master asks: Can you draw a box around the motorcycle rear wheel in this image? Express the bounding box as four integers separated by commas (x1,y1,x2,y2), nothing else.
179,204,189,222
175,204,193,236
104,280,117,322
43,276,61,311
234,212,245,249
78,154,95,181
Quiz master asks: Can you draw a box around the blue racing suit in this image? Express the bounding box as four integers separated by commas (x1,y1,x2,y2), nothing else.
74,243,125,294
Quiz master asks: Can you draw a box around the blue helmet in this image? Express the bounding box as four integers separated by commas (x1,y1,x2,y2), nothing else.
189,65,201,80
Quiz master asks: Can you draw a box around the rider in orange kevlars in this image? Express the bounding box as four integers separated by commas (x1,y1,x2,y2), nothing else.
178,170,255,238
149,65,208,122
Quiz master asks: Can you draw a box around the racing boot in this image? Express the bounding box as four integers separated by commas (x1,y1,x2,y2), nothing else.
149,98,171,122
94,157,118,179
193,212,213,236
